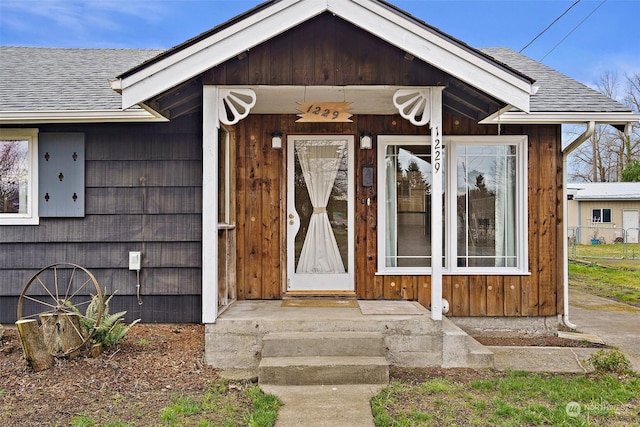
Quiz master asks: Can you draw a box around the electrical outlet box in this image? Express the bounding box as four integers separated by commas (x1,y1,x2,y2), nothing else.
129,251,142,271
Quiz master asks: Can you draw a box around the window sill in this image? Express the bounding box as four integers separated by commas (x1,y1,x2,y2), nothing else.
375,269,531,276
0,216,40,226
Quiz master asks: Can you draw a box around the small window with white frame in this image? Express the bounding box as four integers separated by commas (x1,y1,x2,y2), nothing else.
0,129,39,225
377,135,528,275
591,208,611,223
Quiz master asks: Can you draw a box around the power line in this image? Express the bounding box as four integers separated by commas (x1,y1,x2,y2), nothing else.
520,0,581,53
540,0,607,61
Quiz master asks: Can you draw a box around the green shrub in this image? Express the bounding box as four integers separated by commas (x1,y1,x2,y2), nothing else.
586,349,634,374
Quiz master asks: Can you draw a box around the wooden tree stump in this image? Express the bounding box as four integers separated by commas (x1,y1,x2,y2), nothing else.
40,313,85,357
15,319,54,372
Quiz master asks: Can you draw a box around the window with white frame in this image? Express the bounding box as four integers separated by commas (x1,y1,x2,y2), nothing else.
377,137,444,269
0,129,39,225
591,208,611,223
377,135,528,274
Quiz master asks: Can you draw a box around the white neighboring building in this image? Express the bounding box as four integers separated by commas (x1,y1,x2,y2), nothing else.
568,183,640,244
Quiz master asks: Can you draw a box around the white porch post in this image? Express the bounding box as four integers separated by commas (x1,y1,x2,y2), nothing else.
202,85,219,323
392,87,445,320
430,88,444,321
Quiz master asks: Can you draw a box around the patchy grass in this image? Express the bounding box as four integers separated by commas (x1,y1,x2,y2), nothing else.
569,260,640,306
571,243,640,265
372,370,640,426
69,379,280,427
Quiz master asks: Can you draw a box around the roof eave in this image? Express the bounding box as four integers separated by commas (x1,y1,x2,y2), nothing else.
0,109,167,124
574,197,640,201
479,111,640,125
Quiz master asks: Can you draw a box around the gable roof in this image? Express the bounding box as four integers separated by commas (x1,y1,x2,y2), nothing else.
0,46,165,123
568,182,640,201
112,0,534,113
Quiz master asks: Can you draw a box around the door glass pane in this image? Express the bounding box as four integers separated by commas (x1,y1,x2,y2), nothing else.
294,140,348,273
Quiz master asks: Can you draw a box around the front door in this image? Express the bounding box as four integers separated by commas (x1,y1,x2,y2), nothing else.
623,209,639,243
287,135,354,291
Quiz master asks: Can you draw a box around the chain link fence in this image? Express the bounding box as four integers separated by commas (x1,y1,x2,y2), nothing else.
569,226,640,260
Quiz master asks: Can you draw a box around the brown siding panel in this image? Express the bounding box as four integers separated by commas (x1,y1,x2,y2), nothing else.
451,276,470,316
468,275,487,316
486,276,504,316
232,110,561,318
205,14,446,87
537,126,559,315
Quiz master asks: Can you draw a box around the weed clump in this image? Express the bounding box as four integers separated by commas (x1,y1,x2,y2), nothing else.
586,349,634,375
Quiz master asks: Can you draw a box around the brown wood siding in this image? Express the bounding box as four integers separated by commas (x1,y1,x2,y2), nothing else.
233,113,563,317
204,13,448,87
0,115,203,323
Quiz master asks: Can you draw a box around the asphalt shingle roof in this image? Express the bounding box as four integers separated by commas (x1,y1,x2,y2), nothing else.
481,47,631,113
0,45,631,115
0,46,163,111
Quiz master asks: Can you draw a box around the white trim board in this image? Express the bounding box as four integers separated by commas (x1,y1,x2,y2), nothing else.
480,111,640,126
0,110,166,124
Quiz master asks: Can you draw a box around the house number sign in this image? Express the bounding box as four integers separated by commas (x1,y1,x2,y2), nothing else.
433,126,442,174
296,102,353,122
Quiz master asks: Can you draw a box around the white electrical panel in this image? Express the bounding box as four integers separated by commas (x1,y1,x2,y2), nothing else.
129,251,142,271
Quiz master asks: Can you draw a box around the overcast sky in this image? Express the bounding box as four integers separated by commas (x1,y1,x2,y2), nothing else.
1,0,639,88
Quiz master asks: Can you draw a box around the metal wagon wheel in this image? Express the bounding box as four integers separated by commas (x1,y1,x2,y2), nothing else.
17,263,104,356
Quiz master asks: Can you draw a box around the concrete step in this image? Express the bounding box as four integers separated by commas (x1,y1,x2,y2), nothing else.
262,332,385,358
259,356,389,385
442,317,494,369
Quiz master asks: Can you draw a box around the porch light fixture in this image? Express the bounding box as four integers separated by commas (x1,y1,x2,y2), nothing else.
271,132,283,149
360,131,373,149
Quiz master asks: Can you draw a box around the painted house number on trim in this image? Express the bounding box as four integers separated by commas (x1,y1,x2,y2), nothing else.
296,102,353,122
433,126,441,173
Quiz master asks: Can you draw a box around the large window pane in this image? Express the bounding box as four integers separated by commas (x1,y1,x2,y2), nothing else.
456,144,517,267
384,144,443,267
0,139,29,214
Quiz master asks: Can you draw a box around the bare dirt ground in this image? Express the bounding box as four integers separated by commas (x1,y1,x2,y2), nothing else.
473,335,608,348
0,324,605,426
0,324,228,426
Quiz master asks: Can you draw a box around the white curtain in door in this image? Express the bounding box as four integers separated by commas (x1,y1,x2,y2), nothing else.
296,141,346,273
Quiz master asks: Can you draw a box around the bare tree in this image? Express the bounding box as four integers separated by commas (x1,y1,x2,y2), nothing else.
568,71,640,182
622,73,640,169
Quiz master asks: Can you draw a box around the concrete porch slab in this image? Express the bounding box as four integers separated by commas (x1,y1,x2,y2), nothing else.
206,300,494,371
358,300,427,315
